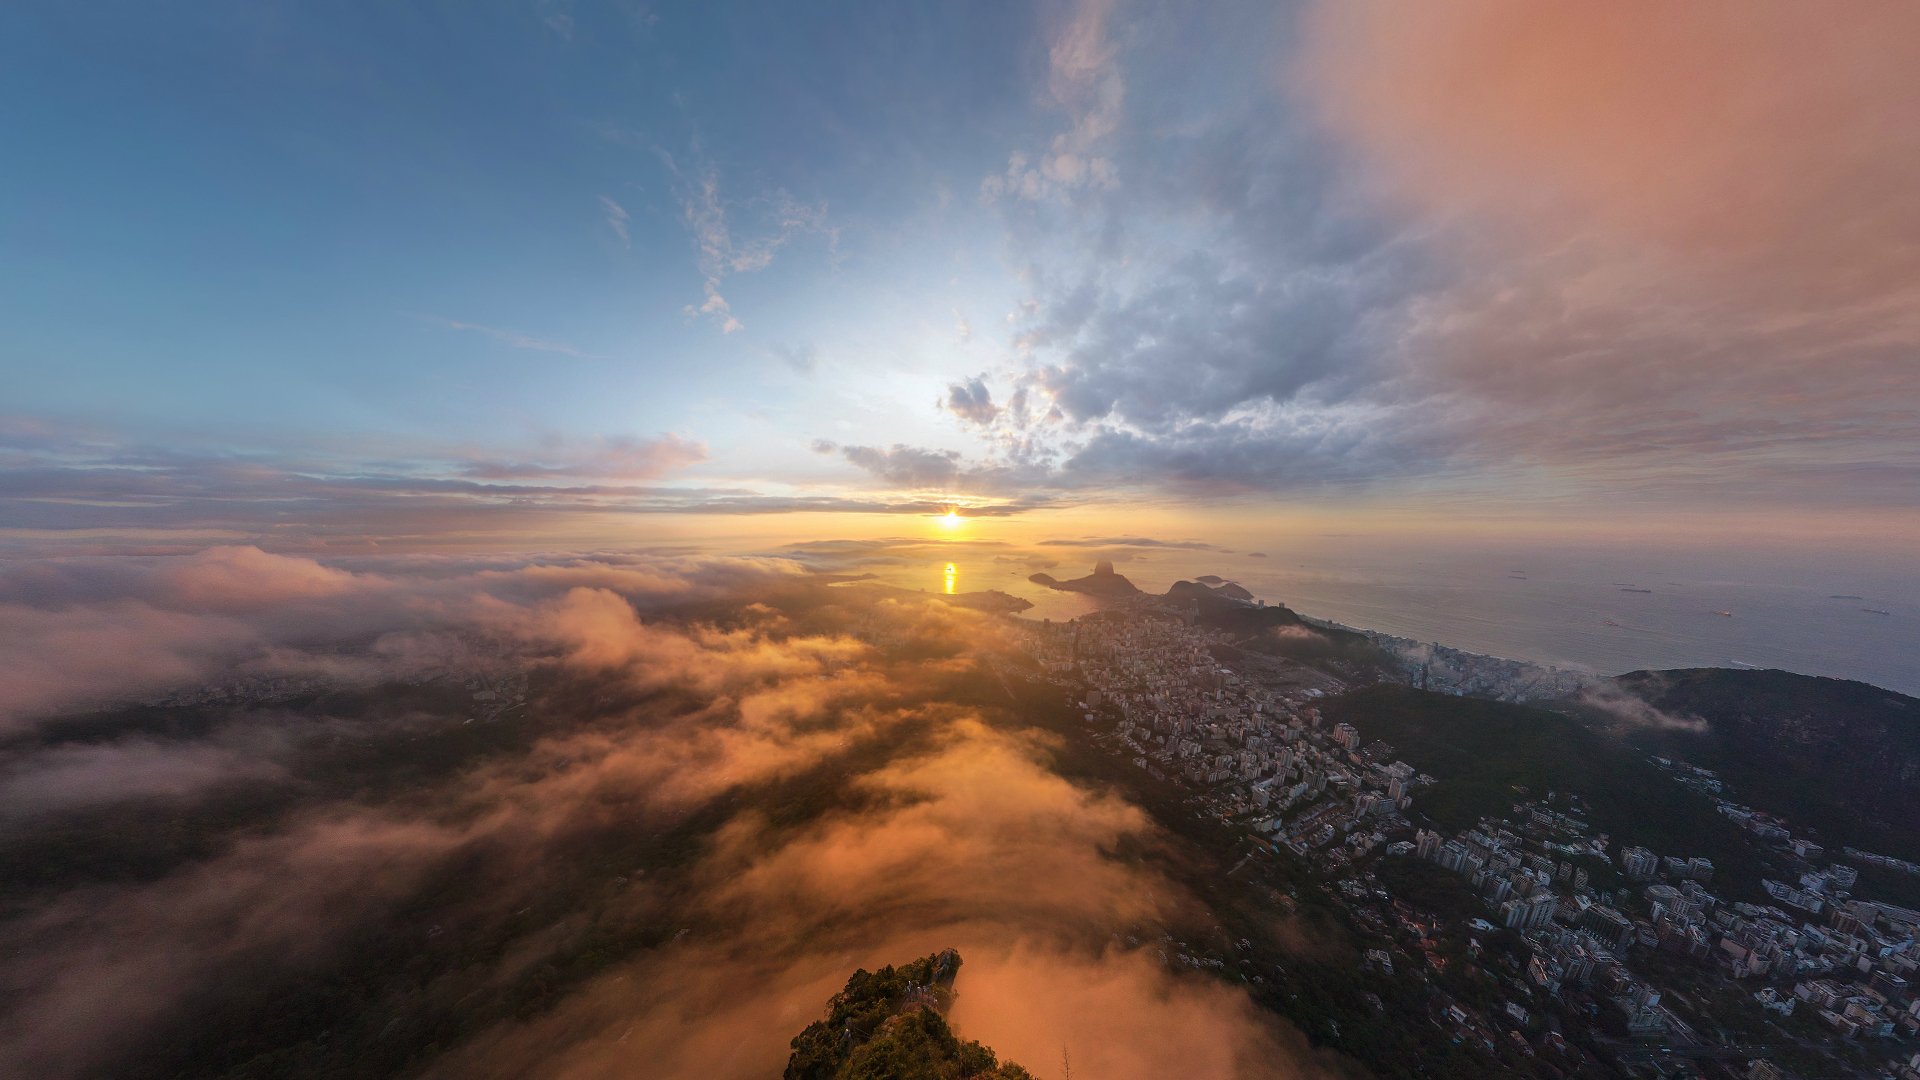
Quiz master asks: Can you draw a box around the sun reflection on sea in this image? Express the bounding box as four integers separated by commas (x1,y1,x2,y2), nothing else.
943,562,957,594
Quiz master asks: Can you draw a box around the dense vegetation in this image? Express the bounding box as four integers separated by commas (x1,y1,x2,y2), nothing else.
1609,668,1920,861
1374,854,1487,923
1322,685,1772,893
785,951,1033,1080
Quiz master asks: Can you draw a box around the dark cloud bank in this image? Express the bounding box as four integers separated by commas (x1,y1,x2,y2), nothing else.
0,547,1351,1079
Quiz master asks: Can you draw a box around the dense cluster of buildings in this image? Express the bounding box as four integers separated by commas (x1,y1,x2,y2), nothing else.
1017,601,1920,1079
1020,612,1423,866
1333,626,1600,702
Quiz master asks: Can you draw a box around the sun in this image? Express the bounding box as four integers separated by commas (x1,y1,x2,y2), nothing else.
939,508,963,530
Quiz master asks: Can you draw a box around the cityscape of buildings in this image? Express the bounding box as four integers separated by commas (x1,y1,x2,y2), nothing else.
1016,601,1920,1079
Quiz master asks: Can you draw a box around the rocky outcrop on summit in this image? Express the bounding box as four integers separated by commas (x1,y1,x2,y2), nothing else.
784,950,1033,1080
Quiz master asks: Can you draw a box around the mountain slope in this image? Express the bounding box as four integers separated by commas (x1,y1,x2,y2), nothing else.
1322,685,1769,887
1609,668,1920,860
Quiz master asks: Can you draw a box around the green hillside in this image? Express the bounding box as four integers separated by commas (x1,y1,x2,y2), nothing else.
1609,668,1920,862
1321,685,1768,888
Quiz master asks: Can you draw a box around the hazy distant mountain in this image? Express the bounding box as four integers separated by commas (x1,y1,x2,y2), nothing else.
1164,578,1255,603
785,950,1033,1080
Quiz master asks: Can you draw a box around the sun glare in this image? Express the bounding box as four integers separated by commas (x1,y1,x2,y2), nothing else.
939,508,962,530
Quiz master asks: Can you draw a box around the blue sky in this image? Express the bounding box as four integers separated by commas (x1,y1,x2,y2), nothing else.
2,1,1916,553
1,3,1041,462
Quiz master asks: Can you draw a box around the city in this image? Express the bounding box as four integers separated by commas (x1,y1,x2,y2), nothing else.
1015,597,1920,1079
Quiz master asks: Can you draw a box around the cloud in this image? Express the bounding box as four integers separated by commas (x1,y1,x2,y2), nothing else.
427,317,593,358
839,444,965,489
0,736,289,822
663,151,834,334
774,341,819,375
1290,0,1920,500
0,548,833,727
0,428,1060,555
0,601,256,726
939,2,1920,514
539,0,575,40
458,434,708,481
0,545,373,613
1577,682,1707,735
597,194,630,247
1298,2,1920,310
830,443,1062,501
420,715,1336,1080
943,376,999,426
0,549,1345,1078
983,0,1123,202
0,812,464,1075
1037,536,1217,550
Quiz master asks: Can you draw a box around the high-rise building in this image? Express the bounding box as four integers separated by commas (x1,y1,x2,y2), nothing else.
1621,846,1658,881
1415,829,1441,860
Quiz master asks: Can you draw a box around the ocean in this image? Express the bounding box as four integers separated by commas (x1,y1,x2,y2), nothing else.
891,542,1920,697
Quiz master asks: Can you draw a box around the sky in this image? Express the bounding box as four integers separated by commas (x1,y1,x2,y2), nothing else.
2,8,1920,1071
2,0,1917,556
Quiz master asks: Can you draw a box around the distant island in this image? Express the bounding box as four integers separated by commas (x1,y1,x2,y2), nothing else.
1028,558,1142,598
1029,560,1255,604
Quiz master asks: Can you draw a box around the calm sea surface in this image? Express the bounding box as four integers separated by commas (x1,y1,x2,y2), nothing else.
888,544,1920,696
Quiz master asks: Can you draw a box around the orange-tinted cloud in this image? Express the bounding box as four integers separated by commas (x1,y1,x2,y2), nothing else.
1295,1,1920,504
0,548,1344,1079
1298,1,1920,310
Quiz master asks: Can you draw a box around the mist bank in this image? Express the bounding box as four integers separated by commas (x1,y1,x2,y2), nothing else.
0,546,1347,1080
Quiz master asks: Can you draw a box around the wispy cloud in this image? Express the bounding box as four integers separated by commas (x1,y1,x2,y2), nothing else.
459,434,708,481
981,0,1123,202
659,150,834,334
425,316,593,359
0,423,1061,556
598,194,630,248
773,342,818,375
539,0,574,40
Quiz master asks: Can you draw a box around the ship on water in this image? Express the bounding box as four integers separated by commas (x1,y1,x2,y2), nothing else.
1715,610,1733,617
1864,608,1892,615
1619,587,1653,593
